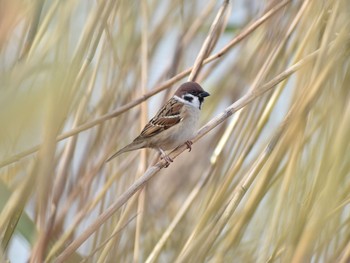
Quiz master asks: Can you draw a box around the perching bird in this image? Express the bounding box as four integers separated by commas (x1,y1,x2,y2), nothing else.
106,81,210,164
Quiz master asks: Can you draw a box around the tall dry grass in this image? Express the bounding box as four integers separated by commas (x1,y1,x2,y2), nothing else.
0,0,350,262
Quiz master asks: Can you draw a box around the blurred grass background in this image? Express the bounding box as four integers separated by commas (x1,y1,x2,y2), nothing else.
1,0,350,262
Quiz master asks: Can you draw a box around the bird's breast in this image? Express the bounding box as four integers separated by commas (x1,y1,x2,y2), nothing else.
147,105,200,150
167,105,200,147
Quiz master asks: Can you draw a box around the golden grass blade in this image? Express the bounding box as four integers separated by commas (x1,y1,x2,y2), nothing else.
133,1,149,261
188,0,230,81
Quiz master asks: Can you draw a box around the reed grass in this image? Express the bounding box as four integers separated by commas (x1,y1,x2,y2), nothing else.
1,0,349,262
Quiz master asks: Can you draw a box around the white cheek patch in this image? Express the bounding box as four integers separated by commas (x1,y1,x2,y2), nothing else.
191,96,201,109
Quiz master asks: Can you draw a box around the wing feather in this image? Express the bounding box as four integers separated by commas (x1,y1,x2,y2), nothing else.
134,98,183,141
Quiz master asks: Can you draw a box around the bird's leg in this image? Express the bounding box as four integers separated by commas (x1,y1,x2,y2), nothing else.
157,148,173,167
185,141,193,152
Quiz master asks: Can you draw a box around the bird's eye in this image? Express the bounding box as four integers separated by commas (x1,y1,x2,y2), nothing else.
183,95,193,102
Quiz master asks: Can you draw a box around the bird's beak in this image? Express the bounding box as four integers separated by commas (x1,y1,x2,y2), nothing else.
199,91,210,98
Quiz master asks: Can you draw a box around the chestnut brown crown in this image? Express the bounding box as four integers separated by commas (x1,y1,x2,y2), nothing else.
174,81,210,99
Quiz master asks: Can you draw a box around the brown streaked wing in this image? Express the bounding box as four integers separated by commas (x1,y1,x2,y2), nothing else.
134,98,183,140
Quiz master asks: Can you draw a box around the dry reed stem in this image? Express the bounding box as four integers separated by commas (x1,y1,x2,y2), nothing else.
45,153,138,261
133,1,149,262
188,0,230,82
19,0,44,60
31,33,106,263
95,192,141,263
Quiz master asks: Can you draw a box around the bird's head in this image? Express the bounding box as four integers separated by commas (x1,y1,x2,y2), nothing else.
174,81,210,109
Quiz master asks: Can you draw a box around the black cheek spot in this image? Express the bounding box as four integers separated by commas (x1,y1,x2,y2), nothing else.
184,95,193,102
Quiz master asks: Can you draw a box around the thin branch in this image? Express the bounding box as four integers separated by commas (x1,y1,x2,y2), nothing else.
188,0,230,81
134,0,149,262
19,0,45,61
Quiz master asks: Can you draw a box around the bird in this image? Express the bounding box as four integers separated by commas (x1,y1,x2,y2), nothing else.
106,81,210,165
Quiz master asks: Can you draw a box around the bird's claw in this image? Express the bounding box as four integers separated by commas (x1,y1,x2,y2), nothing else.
185,141,193,152
161,154,173,168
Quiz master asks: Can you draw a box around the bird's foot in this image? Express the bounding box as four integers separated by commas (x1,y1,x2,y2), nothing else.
158,148,173,168
185,140,193,152
160,154,173,168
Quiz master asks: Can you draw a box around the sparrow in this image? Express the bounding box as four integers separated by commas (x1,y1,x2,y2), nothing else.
106,81,210,164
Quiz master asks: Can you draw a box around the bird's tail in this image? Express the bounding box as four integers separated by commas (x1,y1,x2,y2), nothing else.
106,141,146,162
